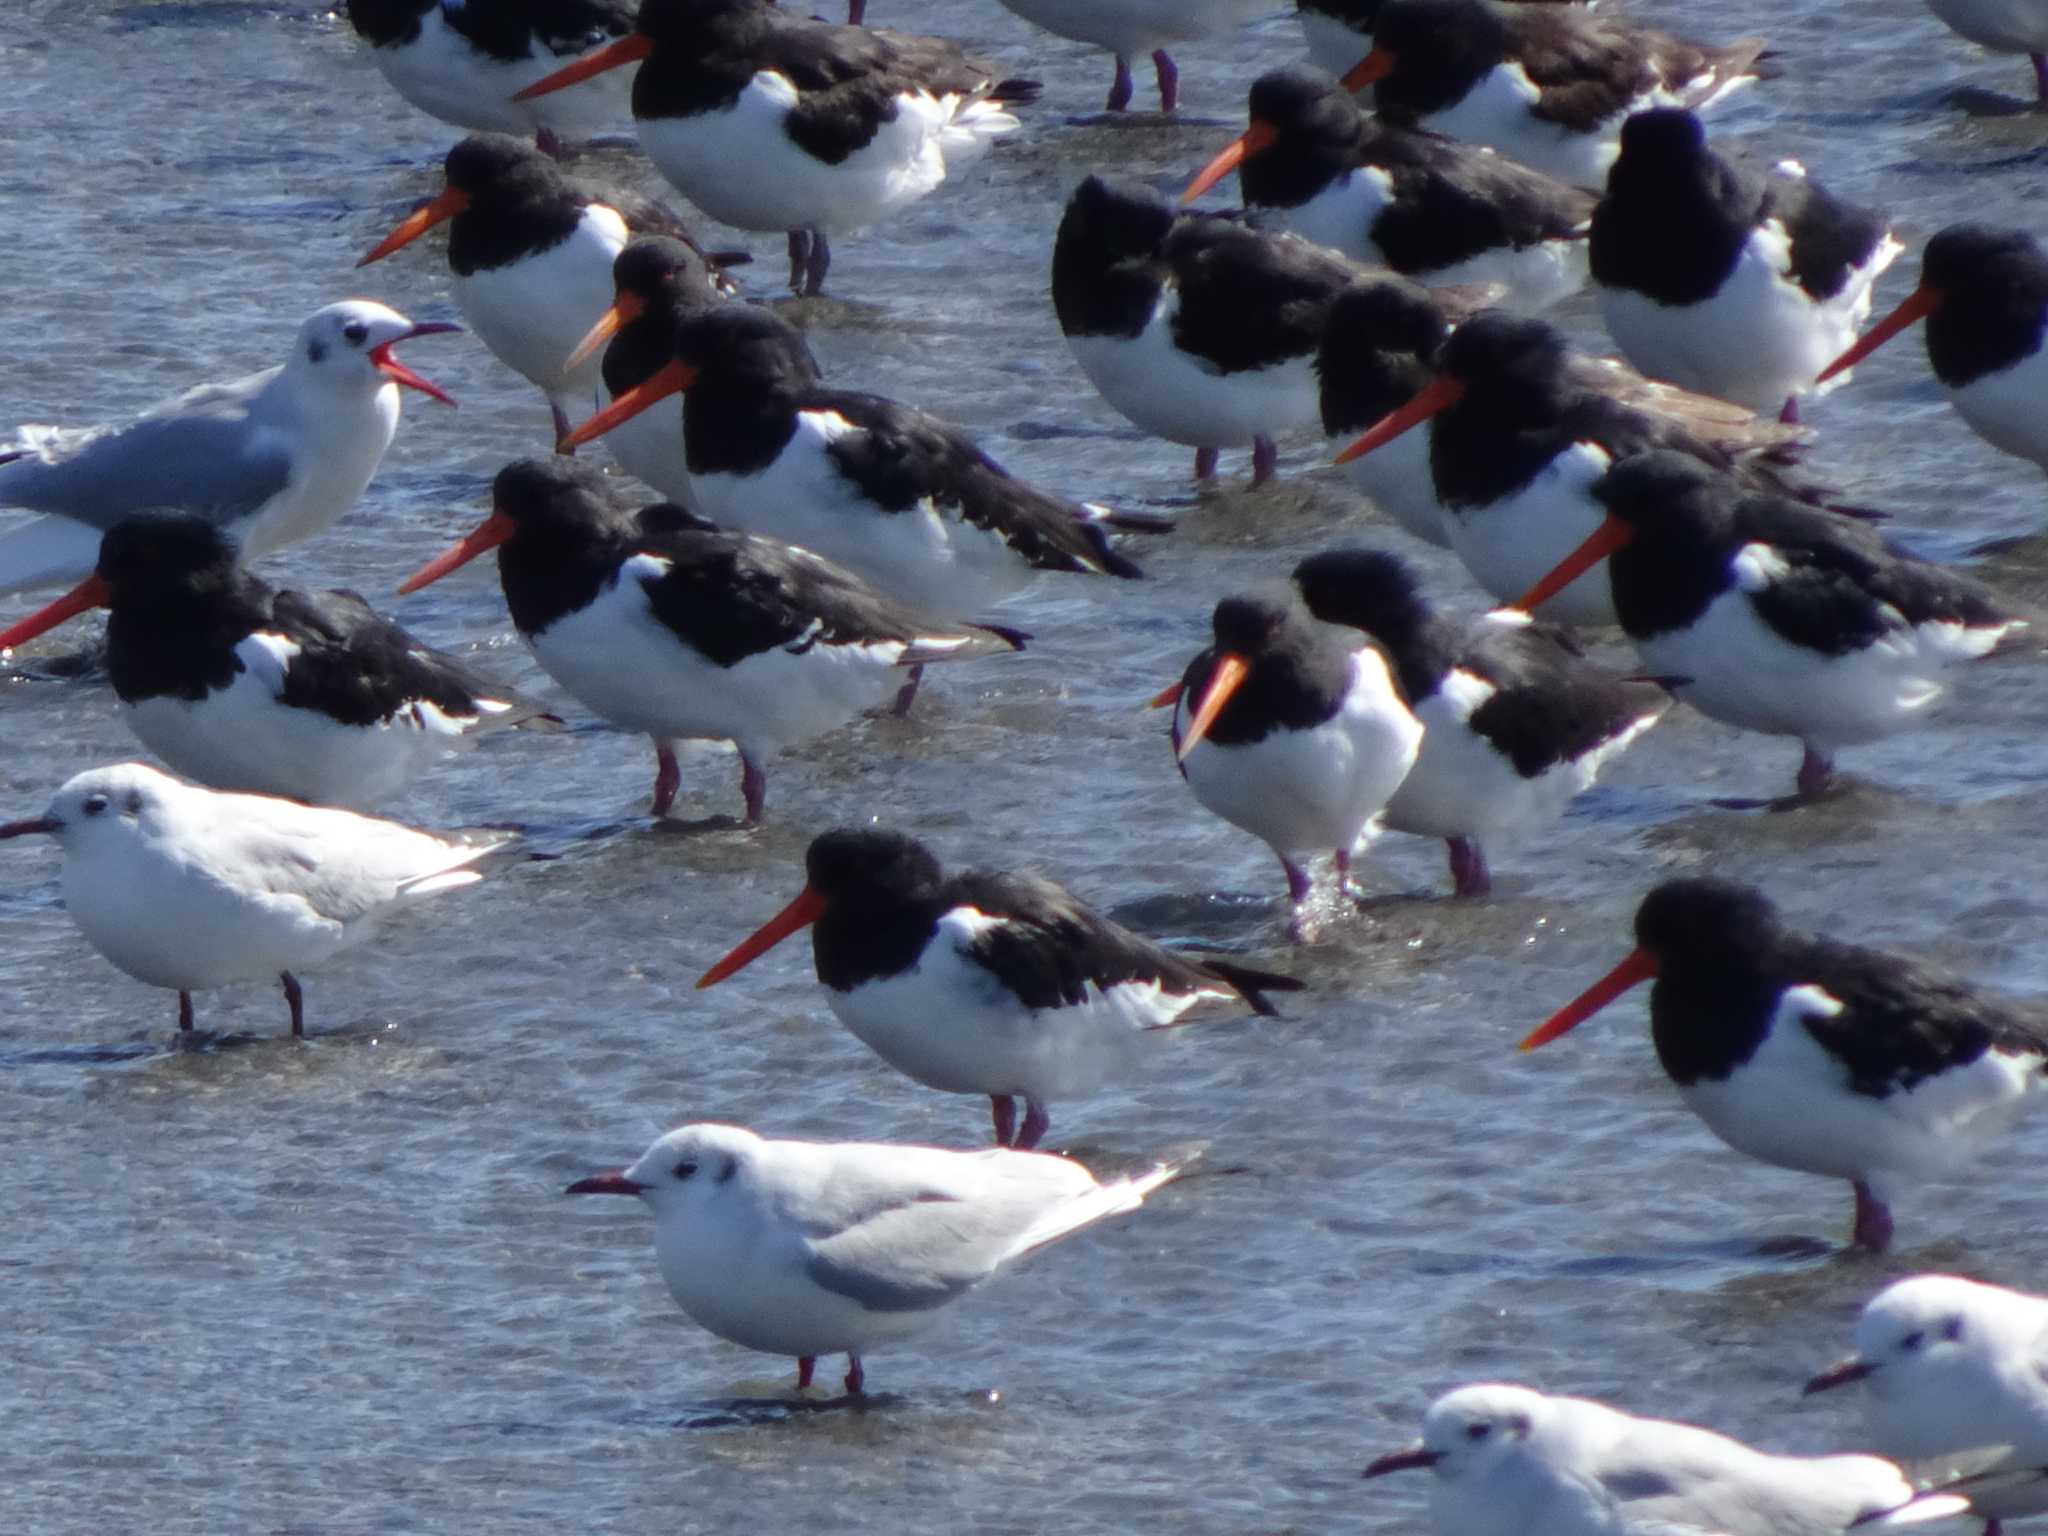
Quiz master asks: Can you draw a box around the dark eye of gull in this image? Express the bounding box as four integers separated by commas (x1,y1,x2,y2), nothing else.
81,794,109,817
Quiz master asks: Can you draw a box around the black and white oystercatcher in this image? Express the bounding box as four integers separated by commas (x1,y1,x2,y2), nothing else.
560,303,1154,617
1292,550,1664,896
1590,109,1899,420
1512,450,2023,799
1522,878,2048,1250
696,828,1303,1148
1054,175,1377,485
512,0,1033,294
1344,0,1770,189
397,459,1026,824
1294,0,1586,79
1160,590,1422,933
1184,66,1593,312
994,0,1270,112
0,513,555,810
1819,224,2048,476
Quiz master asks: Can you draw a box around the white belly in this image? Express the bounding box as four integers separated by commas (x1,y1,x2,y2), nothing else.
1331,424,1449,545
598,383,695,505
1948,344,2048,472
238,385,401,562
453,206,627,411
1442,441,1617,625
1410,63,1619,188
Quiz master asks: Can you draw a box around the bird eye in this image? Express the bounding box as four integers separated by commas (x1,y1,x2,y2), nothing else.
672,1161,697,1181
1942,1318,1965,1342
81,794,108,817
1900,1331,1924,1351
1466,1424,1492,1441
343,321,369,346
125,792,143,814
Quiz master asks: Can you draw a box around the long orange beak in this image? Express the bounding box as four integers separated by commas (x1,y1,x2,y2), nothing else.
564,290,647,373
0,572,111,651
557,358,696,451
1520,947,1658,1050
1815,284,1944,385
357,187,471,267
1176,653,1250,761
1510,515,1635,613
1147,680,1184,709
513,32,653,100
397,509,515,595
1333,375,1465,464
371,321,463,408
1182,120,1279,203
1340,48,1395,91
697,885,828,987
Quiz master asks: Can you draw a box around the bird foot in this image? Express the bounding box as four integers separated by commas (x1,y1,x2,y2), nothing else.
1851,1181,1894,1252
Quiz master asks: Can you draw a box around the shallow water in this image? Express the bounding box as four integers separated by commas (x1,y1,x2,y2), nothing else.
4,0,2048,1530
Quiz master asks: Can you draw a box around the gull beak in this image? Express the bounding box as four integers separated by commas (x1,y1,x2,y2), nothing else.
358,187,471,266
565,1170,648,1196
557,358,698,452
514,32,654,100
1175,653,1249,762
1333,375,1465,464
697,885,828,987
371,321,463,408
1508,515,1635,614
1182,119,1279,203
1362,1444,1442,1478
1520,947,1658,1050
0,572,111,651
1803,1356,1877,1395
565,290,648,373
1816,284,1944,385
398,509,516,595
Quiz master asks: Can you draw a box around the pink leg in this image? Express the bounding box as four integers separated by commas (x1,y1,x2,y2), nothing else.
1251,436,1278,485
178,991,195,1033
1015,1099,1051,1150
797,1356,816,1390
1107,54,1135,111
843,1356,865,1396
846,0,865,21
1447,837,1491,897
551,399,576,455
1152,50,1179,113
1194,446,1219,480
1796,743,1836,800
892,664,924,717
652,742,681,817
1778,395,1801,425
281,972,305,1039
786,230,810,294
991,1095,1017,1146
2034,52,2048,102
1851,1181,1894,1252
739,753,767,826
535,125,567,160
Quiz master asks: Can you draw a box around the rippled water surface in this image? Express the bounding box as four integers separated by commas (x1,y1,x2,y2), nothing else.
6,0,2048,1530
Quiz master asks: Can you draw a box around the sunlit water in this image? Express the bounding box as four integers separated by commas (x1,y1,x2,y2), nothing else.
4,0,2048,1530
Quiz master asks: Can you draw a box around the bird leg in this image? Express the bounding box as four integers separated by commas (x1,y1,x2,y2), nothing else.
552,400,577,456
892,664,925,717
652,742,682,817
739,753,768,826
281,972,305,1040
991,1094,1018,1146
786,229,812,294
1107,54,1135,112
2035,52,2048,104
843,1355,865,1397
1796,744,1837,801
1447,837,1491,897
1194,446,1219,481
178,991,195,1033
1851,1181,1894,1252
1015,1098,1051,1151
1283,856,1315,943
846,0,865,21
802,231,831,297
1152,50,1179,113
1778,395,1801,426
1251,436,1278,485
1334,846,1358,899
535,125,568,161
797,1355,816,1391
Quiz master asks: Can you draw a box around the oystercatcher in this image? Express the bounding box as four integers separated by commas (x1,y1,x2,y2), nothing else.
696,828,1303,1148
1331,311,1810,626
1819,224,2048,476
566,1123,1180,1397
345,0,637,153
0,513,556,811
1054,175,1375,485
397,458,1026,824
0,762,505,1039
0,302,458,598
1922,0,2048,104
993,0,1270,112
1291,550,1664,896
558,303,1154,618
1184,66,1593,312
1513,450,2022,799
1590,108,1899,420
1522,879,2048,1250
1295,0,1586,80
1344,0,1770,188
1161,590,1422,934
512,0,1034,294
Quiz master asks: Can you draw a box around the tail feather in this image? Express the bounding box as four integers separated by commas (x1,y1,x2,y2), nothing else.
1010,1158,1186,1259
1200,959,1307,1017
1077,520,1145,580
1078,500,1176,535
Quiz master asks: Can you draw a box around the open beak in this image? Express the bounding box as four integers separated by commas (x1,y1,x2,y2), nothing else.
372,321,463,408
1509,515,1635,614
697,886,828,987
358,187,471,266
557,358,697,452
565,291,647,373
1182,119,1279,203
1520,947,1658,1050
565,1170,647,1196
397,509,515,595
0,573,111,651
1333,375,1465,464
1802,1356,1877,1395
1175,653,1250,762
1362,1445,1442,1478
1816,284,1944,385
513,32,653,100
1340,47,1396,92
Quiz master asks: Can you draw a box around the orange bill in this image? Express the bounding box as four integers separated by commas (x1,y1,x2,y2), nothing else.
1147,680,1184,709
564,290,647,372
697,885,828,987
1519,946,1659,1051
397,509,516,595
1815,284,1943,385
1340,48,1395,92
1182,120,1279,203
1509,515,1635,613
0,572,111,651
1332,374,1465,464
512,32,653,100
557,358,697,451
357,187,471,267
1175,652,1250,762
